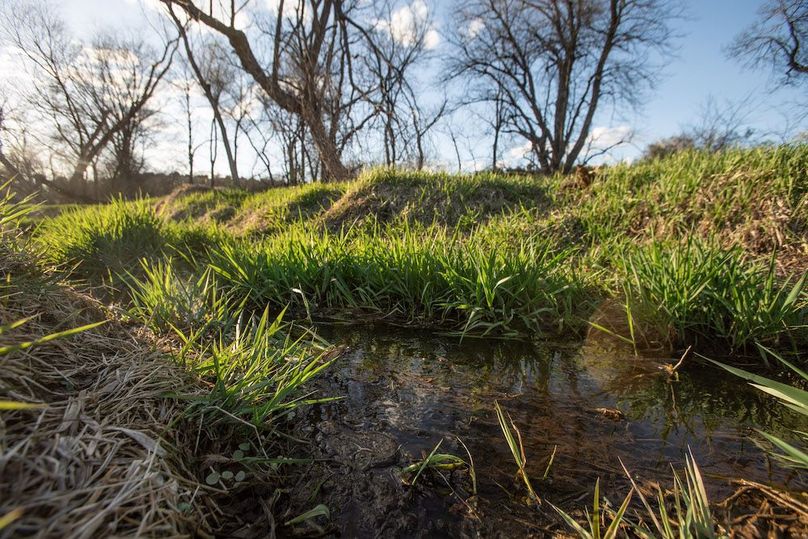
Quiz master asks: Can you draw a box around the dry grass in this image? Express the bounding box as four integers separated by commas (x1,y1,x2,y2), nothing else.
718,480,808,537
0,246,209,538
321,168,550,230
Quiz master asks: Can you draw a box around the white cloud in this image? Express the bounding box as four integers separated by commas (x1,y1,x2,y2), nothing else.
376,0,440,50
465,18,485,40
507,140,532,160
424,28,440,50
586,125,633,150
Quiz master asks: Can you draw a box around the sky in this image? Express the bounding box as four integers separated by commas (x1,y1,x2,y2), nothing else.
2,0,806,176
637,1,806,145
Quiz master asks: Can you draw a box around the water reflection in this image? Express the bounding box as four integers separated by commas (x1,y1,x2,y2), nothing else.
313,323,806,523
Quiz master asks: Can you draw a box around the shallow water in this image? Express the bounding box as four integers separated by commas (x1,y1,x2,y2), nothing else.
301,324,806,536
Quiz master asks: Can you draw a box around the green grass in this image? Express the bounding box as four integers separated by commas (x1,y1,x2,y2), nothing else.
709,345,808,468
176,307,336,427
569,145,807,249
8,148,808,534
551,478,633,539
205,222,585,338
34,197,224,282
324,167,552,230
554,454,719,539
620,240,807,352
30,144,808,363
34,198,169,278
494,400,543,504
160,182,348,234
122,257,335,428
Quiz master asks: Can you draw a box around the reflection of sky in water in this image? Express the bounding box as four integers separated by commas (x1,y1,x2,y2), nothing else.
314,324,807,502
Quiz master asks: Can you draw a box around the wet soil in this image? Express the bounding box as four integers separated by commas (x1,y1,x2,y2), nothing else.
292,325,807,537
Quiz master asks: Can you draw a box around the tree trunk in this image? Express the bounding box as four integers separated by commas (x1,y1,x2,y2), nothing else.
212,109,238,184
306,112,350,181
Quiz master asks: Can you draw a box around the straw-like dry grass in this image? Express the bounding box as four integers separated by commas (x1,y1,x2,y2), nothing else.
0,243,210,538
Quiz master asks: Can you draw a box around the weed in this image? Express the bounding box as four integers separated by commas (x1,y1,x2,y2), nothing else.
179,308,336,427
494,400,540,504
551,479,634,539
618,240,807,352
401,440,469,485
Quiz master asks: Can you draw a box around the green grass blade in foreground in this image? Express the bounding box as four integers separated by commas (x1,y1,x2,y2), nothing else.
0,400,46,410
182,307,337,427
0,320,106,355
705,346,808,468
0,180,37,228
550,478,633,539
494,400,540,504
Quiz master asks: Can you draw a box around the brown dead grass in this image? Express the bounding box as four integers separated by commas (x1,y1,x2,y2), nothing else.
154,183,216,222
719,480,808,538
322,175,549,230
0,245,211,538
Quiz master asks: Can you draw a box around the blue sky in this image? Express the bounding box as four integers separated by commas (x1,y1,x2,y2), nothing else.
3,0,806,174
638,0,805,144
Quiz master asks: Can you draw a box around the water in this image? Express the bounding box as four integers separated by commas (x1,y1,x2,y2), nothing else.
297,324,806,537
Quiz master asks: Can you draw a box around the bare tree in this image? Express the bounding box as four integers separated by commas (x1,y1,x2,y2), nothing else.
2,1,176,198
358,0,444,169
730,0,807,86
643,96,757,159
448,0,680,174
160,0,375,181
171,63,203,184
685,96,756,152
168,10,240,185
222,67,258,180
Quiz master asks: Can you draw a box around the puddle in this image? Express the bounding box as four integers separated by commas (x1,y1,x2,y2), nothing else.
295,325,807,537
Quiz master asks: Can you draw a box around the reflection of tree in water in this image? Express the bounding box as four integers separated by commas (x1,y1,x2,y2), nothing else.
314,325,804,503
574,340,802,441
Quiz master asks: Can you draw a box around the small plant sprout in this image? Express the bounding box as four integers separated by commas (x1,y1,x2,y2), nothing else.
284,504,330,528
550,478,634,539
494,400,540,505
402,440,469,486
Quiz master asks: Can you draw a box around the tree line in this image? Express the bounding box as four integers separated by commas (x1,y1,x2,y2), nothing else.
0,0,805,201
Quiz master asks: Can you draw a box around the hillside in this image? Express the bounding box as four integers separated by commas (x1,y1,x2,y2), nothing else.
34,145,808,354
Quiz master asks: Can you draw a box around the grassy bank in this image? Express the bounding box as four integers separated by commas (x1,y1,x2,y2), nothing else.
7,146,808,537
0,189,334,536
33,145,808,361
